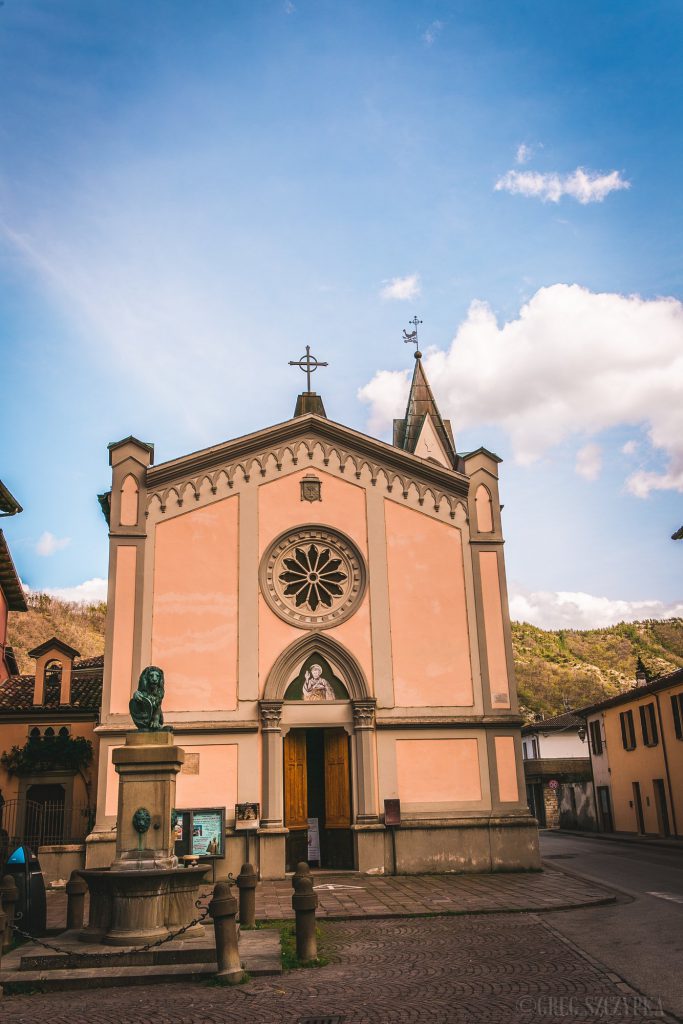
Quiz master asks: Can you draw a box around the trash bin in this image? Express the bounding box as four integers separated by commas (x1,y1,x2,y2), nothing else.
5,845,46,937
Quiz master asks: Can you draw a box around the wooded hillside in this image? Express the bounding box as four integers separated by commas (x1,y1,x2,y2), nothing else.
7,595,683,720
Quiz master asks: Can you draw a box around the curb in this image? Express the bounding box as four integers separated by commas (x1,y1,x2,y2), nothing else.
550,829,683,852
541,857,635,902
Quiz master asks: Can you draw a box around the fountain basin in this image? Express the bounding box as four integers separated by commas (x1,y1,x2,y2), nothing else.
79,865,210,947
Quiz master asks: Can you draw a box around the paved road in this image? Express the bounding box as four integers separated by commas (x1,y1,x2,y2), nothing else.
1,913,671,1024
541,831,683,1018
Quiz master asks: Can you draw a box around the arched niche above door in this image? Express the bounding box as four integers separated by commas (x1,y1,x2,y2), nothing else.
263,633,370,702
284,654,349,702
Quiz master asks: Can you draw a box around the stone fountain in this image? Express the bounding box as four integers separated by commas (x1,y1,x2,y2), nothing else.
80,667,210,946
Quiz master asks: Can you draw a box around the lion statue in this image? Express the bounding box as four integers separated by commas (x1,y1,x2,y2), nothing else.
129,665,166,731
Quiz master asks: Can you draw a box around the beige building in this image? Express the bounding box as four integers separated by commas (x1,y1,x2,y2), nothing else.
88,352,540,878
582,667,683,837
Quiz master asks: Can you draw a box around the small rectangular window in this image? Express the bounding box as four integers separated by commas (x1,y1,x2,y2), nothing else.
671,693,683,740
620,709,636,751
589,719,603,755
639,703,658,747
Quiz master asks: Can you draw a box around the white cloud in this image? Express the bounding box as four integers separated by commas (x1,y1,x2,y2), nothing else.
625,462,683,498
495,167,630,204
575,442,602,481
509,584,683,630
379,273,421,302
359,284,683,495
35,531,71,557
37,577,108,604
515,143,533,165
622,440,638,456
284,1,295,13
423,20,443,45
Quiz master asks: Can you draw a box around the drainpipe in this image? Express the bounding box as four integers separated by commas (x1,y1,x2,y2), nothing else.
654,693,678,837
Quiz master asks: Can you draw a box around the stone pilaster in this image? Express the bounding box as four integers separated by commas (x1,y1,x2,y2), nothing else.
352,699,379,824
259,700,284,829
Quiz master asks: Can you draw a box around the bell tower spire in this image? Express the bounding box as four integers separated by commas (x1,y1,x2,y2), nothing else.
393,318,457,469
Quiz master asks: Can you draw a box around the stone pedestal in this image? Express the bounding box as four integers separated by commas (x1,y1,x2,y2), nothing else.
112,730,184,869
80,729,210,946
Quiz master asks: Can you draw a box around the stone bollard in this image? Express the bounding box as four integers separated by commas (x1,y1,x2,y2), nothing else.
291,860,311,888
66,870,88,932
236,863,257,928
0,875,18,954
208,880,244,985
292,875,318,962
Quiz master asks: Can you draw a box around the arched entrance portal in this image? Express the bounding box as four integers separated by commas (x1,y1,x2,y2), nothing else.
283,725,353,870
260,635,379,874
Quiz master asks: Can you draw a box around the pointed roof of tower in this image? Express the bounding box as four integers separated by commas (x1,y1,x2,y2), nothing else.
393,353,458,468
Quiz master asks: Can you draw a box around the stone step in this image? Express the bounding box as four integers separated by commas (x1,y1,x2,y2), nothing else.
0,932,281,992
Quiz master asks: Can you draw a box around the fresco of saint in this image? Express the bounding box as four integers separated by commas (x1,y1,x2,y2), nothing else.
302,663,335,701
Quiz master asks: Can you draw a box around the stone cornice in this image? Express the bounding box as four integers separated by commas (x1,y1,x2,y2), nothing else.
147,414,470,499
375,715,523,729
95,720,259,736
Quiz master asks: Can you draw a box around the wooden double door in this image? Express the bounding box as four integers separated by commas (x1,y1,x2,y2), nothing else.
284,728,353,870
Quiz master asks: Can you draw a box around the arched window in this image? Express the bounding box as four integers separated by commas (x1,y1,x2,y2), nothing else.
44,726,55,738
58,726,69,739
46,659,62,682
120,474,139,526
29,727,41,742
475,485,494,533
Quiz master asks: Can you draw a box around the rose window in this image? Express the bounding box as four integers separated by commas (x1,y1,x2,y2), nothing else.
260,526,366,628
279,545,347,611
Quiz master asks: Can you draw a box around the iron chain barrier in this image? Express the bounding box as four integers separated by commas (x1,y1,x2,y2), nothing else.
8,877,235,961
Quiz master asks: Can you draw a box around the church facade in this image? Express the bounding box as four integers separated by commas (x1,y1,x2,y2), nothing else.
87,352,540,877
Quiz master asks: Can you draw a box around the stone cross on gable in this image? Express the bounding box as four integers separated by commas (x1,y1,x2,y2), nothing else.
289,345,328,392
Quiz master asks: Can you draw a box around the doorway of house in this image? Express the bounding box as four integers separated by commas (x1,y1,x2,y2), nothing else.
597,786,614,832
632,781,646,834
24,783,66,848
653,778,671,837
284,727,353,872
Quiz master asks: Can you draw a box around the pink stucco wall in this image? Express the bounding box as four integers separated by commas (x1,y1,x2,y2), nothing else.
479,551,510,709
396,738,482,803
258,469,373,691
152,498,239,712
385,502,473,707
494,736,519,802
0,587,8,683
110,545,138,714
175,743,238,812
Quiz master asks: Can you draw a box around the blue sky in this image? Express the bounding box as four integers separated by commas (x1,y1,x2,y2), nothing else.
1,1,682,628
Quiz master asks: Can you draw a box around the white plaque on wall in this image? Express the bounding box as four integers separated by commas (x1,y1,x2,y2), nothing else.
307,817,320,863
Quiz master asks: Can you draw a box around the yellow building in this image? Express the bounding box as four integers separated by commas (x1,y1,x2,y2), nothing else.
0,640,103,878
582,668,683,838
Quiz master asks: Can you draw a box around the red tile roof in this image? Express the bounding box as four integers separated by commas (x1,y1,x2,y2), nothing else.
0,654,103,714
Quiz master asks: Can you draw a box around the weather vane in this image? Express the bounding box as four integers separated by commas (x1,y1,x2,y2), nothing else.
289,345,328,392
403,316,423,356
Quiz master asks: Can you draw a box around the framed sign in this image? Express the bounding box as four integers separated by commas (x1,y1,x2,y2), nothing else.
173,807,225,859
235,802,260,831
384,799,401,826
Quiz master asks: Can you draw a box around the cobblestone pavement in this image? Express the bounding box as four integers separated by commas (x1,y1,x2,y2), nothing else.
45,868,613,930
4,913,671,1024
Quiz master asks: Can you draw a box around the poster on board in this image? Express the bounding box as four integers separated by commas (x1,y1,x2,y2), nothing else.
190,809,224,857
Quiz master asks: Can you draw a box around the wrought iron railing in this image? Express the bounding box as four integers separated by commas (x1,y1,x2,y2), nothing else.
0,798,94,861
